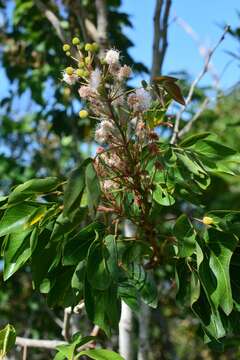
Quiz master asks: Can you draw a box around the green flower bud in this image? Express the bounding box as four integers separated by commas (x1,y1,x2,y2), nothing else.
65,66,74,75
85,43,92,52
79,109,89,118
83,70,90,77
63,44,70,52
72,37,80,45
78,60,85,68
76,69,85,77
85,56,91,65
66,51,71,57
92,42,99,52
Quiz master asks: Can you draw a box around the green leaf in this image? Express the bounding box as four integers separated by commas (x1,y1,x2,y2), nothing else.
87,239,111,291
177,152,206,176
105,235,119,281
126,263,158,308
153,185,175,206
206,229,238,315
3,230,32,280
63,159,91,218
180,132,211,147
8,177,59,204
191,139,236,160
63,222,105,266
85,161,101,217
56,334,95,359
174,215,196,257
77,349,124,360
0,203,37,237
0,324,16,358
84,278,120,336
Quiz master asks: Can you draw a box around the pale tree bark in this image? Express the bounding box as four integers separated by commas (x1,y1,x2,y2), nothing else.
151,0,172,80
119,220,136,360
137,302,151,360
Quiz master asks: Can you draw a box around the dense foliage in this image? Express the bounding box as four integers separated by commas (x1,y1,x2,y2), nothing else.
0,37,240,359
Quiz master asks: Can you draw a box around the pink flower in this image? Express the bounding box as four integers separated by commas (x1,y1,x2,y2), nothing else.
78,85,94,98
118,65,132,80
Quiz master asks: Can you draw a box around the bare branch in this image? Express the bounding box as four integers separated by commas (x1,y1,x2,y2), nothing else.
34,0,68,43
178,97,210,138
170,26,229,144
151,0,172,80
62,307,72,342
95,0,108,50
16,337,66,349
176,16,220,87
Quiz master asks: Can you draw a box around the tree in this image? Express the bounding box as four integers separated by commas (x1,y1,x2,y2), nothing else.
0,32,240,360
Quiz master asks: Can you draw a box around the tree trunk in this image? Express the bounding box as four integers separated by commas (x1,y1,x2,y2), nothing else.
137,301,151,360
119,220,136,360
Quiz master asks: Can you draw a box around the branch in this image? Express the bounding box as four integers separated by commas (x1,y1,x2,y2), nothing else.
16,337,66,349
176,16,220,87
34,0,68,43
95,0,108,50
62,307,72,342
170,26,229,144
178,97,210,138
151,0,172,80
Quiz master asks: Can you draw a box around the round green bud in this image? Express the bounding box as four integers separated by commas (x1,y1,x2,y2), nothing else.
85,43,92,52
65,66,74,75
79,109,89,119
83,70,90,77
72,37,80,45
63,44,70,52
85,56,91,65
92,42,99,52
76,69,85,77
66,51,71,57
78,60,85,68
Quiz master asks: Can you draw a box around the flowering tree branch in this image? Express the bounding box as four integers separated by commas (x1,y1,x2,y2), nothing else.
170,26,230,144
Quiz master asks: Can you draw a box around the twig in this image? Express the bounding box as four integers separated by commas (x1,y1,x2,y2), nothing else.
170,26,229,144
90,325,100,337
176,16,220,87
178,97,210,138
62,307,72,341
22,345,27,360
16,337,66,349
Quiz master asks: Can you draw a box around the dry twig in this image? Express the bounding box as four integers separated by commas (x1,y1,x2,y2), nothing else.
170,26,229,144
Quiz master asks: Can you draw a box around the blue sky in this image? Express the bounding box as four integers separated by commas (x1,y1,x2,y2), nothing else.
120,0,240,89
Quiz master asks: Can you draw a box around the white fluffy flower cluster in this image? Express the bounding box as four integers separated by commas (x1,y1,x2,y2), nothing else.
127,88,151,112
95,120,116,144
63,72,77,85
105,49,120,65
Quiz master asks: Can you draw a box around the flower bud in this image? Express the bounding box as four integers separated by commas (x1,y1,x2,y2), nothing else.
65,66,74,75
203,216,214,225
63,44,70,52
92,42,99,52
66,51,71,57
72,37,80,45
85,43,93,52
85,56,91,65
79,110,89,119
78,60,85,68
76,69,85,77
